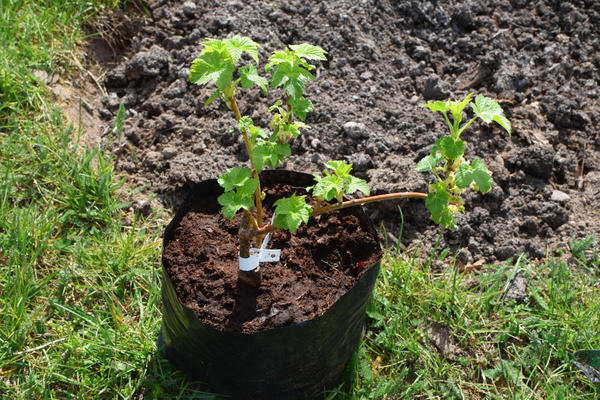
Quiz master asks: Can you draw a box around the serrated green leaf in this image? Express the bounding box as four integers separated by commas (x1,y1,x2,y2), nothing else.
251,142,291,173
439,136,465,159
270,63,291,89
310,174,344,202
265,50,296,73
416,153,443,172
472,95,504,124
250,145,267,174
284,78,306,99
438,208,456,228
218,191,255,220
189,51,234,91
325,160,353,177
273,194,312,232
238,178,259,197
493,114,512,136
471,158,487,172
223,35,260,64
421,100,451,113
455,163,473,188
471,158,493,193
289,43,328,61
448,92,474,125
200,39,228,56
346,175,370,196
271,63,314,99
247,124,268,145
472,169,493,193
217,166,253,191
285,121,310,138
425,187,449,218
240,63,268,95
289,97,313,120
238,116,253,132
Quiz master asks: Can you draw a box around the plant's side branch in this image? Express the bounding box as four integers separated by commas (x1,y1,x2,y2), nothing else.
310,191,428,216
229,95,264,232
250,191,428,237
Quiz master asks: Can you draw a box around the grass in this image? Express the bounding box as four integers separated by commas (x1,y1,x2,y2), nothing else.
331,243,600,399
1,0,599,398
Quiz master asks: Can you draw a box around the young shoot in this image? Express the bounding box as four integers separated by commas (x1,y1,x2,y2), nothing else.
416,94,511,227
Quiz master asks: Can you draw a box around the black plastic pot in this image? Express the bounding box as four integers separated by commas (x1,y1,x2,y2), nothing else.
159,170,381,399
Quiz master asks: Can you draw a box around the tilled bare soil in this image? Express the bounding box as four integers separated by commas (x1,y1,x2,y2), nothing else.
97,0,600,263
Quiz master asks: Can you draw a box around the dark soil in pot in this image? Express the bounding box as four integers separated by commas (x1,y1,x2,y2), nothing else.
162,170,382,332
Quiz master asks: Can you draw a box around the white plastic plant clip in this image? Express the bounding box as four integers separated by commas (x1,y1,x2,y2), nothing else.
238,214,281,271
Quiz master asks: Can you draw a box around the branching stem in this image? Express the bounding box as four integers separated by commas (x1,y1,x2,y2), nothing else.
229,94,264,230
311,191,427,216
249,191,428,237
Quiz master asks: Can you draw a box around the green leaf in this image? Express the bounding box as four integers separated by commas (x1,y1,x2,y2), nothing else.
448,92,474,125
238,178,259,197
265,50,296,73
238,116,253,133
439,136,465,159
437,208,456,228
421,99,451,113
285,121,310,138
270,63,314,99
455,163,473,188
189,51,234,91
251,142,290,173
240,63,268,95
471,158,487,172
247,124,269,144
273,194,312,232
289,43,328,61
217,166,253,191
426,185,457,228
218,191,255,220
472,95,511,135
493,114,512,136
425,186,449,218
310,174,344,202
223,35,260,64
284,78,306,100
325,160,353,177
270,62,291,89
113,103,126,138
471,158,493,193
269,99,283,112
289,97,313,120
416,153,443,172
346,175,370,196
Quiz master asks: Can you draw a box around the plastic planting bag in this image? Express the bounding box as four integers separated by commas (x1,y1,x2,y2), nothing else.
159,171,381,399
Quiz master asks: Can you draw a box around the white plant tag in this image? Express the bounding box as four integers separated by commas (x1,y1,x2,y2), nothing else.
238,214,281,271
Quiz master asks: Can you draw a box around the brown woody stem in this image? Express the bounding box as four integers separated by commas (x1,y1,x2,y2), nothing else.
249,191,428,237
310,191,427,216
237,212,262,287
229,94,264,246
